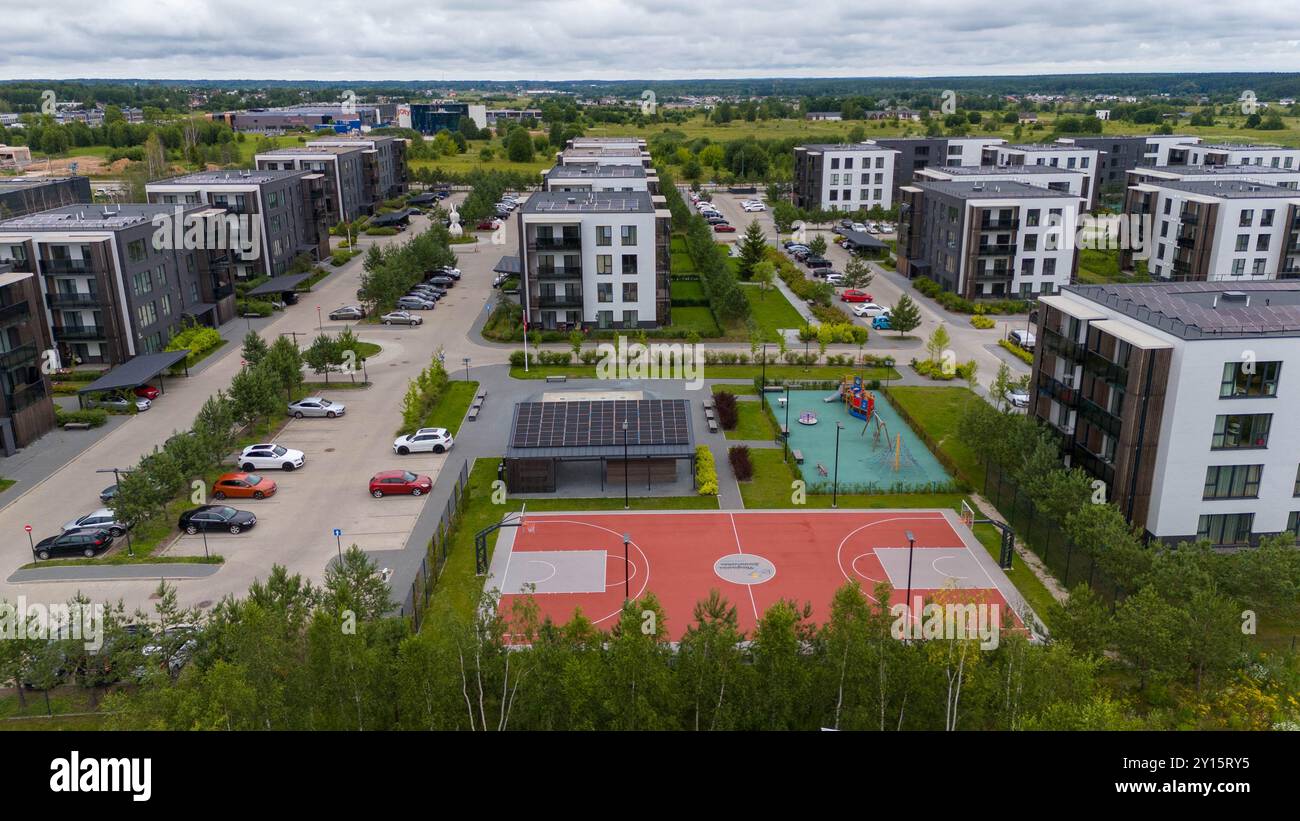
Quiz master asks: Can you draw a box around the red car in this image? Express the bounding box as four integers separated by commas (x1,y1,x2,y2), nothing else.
713,223,736,233
212,472,277,500
840,289,874,303
477,218,500,230
369,470,433,498
134,385,160,400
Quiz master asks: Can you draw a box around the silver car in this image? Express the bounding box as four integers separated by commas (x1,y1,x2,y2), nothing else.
62,508,129,538
329,305,365,321
381,310,423,326
287,397,346,418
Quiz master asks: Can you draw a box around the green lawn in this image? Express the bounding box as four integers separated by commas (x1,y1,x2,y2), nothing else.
666,306,722,336
511,363,901,382
670,278,706,302
422,458,719,626
0,478,14,494
711,382,757,396
725,399,777,441
886,386,985,486
740,283,804,342
423,381,479,436
1076,248,1151,285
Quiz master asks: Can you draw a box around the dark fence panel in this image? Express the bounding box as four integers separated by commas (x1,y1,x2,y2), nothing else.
404,460,471,631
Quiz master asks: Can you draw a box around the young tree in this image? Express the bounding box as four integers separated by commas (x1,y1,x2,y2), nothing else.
989,362,1014,410
303,334,341,383
752,260,776,300
842,256,874,291
241,330,269,366
738,221,768,279
264,336,304,400
925,324,952,364
889,294,922,336
230,364,280,429
808,234,828,258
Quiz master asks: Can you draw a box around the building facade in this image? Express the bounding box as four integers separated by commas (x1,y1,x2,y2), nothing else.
307,135,410,200
1057,134,1199,192
915,164,1089,199
254,144,371,223
0,176,93,219
0,262,56,453
981,143,1102,210
791,142,899,212
873,137,1006,196
544,164,655,195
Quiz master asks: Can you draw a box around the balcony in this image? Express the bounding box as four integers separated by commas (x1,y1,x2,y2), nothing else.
1037,374,1079,406
40,258,96,275
976,243,1016,256
1179,211,1199,225
538,293,584,308
973,268,1013,281
4,379,48,412
47,291,101,309
1176,235,1196,249
1042,327,1083,362
979,219,1020,231
529,236,583,251
0,300,31,326
0,343,37,369
536,267,582,280
54,325,105,341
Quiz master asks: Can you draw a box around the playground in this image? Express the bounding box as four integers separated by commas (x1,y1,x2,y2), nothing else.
484,509,1028,641
765,381,956,492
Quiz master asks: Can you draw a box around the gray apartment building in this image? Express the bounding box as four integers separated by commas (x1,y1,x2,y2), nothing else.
254,144,368,225
146,169,331,279
0,204,237,367
0,176,93,219
308,135,410,201
0,261,56,453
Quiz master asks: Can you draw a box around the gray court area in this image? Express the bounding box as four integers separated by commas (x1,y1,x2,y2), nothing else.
873,547,997,591
495,549,609,594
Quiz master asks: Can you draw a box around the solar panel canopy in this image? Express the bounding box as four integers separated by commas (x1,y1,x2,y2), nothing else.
511,400,690,449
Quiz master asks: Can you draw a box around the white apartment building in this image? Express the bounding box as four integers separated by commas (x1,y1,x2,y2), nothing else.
915,164,1089,199
516,191,670,330
982,143,1102,209
1121,179,1300,280
556,147,652,169
544,164,654,195
1128,164,1300,191
791,141,899,212
1168,141,1300,170
942,137,1006,167
1034,282,1300,546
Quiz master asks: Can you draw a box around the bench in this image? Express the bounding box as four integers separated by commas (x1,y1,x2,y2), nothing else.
703,398,716,410
792,449,804,464
707,418,719,434
545,375,567,383
475,389,487,402
62,422,92,431
704,408,715,420
466,406,480,421
762,385,785,393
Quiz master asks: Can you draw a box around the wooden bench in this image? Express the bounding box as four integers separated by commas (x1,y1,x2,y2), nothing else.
545,375,567,383
475,389,487,402
703,398,716,410
792,449,804,464
466,406,480,421
707,418,719,433
62,422,92,431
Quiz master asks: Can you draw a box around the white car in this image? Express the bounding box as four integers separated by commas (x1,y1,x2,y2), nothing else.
393,427,455,455
1008,389,1031,409
851,303,890,318
62,508,129,538
850,222,867,233
825,273,846,286
742,201,766,211
287,397,346,418
238,443,305,472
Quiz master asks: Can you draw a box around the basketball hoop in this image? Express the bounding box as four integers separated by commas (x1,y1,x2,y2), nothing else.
960,500,976,529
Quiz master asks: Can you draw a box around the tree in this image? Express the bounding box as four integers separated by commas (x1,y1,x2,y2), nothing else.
230,364,280,429
264,336,304,400
568,329,584,361
752,260,775,300
808,234,828,258
505,128,535,163
303,333,341,383
925,324,951,364
990,362,1014,409
737,221,768,279
889,294,922,336
842,256,874,291
241,330,269,366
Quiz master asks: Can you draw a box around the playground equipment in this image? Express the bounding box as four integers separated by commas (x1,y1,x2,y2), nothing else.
838,375,876,423
798,411,819,426
836,374,918,475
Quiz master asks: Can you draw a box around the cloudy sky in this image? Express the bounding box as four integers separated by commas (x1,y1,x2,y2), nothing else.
2,0,1299,80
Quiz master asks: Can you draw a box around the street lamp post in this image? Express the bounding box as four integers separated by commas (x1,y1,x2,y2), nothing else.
761,342,768,388
462,357,471,382
201,528,209,560
904,529,916,626
832,422,844,508
622,532,631,602
360,358,368,384
783,385,791,459
622,419,630,510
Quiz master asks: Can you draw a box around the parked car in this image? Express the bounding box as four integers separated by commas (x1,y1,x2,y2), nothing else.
238,443,305,472
427,275,454,288
33,528,114,560
851,222,867,233
99,485,119,504
713,223,736,233
804,256,833,269
851,303,890,318
133,385,160,400
61,508,129,538
1008,389,1031,409
1009,329,1036,350
397,296,436,310
476,219,501,230
839,218,855,228
329,305,365,321
87,393,150,412
287,397,346,419
381,310,423,326
742,202,766,212
871,314,893,330
370,470,433,498
178,505,256,535
393,427,455,455
211,472,277,500
840,289,873,303
435,266,462,279
824,273,846,286
792,249,812,261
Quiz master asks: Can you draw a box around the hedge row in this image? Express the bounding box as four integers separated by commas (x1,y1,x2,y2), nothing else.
695,446,719,496
911,276,1031,315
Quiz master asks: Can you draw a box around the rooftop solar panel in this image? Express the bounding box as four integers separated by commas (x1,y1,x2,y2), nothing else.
510,400,691,449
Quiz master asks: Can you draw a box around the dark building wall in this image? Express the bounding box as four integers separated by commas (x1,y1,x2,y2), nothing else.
875,138,948,194
0,271,56,452
0,177,93,219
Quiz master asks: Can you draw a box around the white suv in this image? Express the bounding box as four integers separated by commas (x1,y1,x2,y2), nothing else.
393,427,455,455
239,443,306,471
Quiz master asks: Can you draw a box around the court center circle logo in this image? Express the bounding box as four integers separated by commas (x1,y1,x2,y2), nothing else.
713,554,776,585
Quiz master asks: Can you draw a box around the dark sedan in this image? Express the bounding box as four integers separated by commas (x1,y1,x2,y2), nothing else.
33,528,115,560
178,505,257,535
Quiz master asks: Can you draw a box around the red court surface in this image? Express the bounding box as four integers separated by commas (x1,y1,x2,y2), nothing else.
486,509,1028,641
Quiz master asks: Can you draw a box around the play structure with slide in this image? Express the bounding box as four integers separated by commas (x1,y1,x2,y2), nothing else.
825,375,914,474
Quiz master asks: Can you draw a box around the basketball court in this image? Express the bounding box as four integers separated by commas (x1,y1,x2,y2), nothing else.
485,508,1031,641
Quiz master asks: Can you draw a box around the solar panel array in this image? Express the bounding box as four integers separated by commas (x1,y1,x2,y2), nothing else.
511,400,690,449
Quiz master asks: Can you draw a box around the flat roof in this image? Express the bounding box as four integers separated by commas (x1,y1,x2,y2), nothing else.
924,164,1085,176
522,191,654,215
255,145,361,156
245,272,314,296
1066,282,1300,339
148,169,304,186
506,398,695,460
78,350,190,394
1133,164,1300,178
1147,179,1300,199
915,179,1078,200
797,142,899,153
547,165,647,179
560,147,644,158
493,255,521,275
0,203,199,232
1200,142,1287,151
1004,143,1094,152
0,176,87,191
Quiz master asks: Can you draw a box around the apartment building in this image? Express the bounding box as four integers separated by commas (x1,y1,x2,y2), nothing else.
544,164,657,195
915,164,1089,199
981,143,1102,209
1119,179,1300,280
307,135,410,200
146,169,331,279
254,144,370,224
1056,134,1198,190
1032,281,1300,546
0,176,93,219
566,137,647,152
1127,164,1300,191
873,137,1006,195
791,142,899,212
556,146,652,169
0,204,236,366
0,261,56,454
1166,141,1300,170
515,191,670,330
896,179,1082,300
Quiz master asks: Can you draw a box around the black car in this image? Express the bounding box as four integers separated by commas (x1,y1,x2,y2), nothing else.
427,275,454,288
100,484,119,504
33,528,114,560
805,256,833,269
178,505,257,535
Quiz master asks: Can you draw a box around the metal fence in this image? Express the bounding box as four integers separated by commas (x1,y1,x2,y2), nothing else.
983,460,1124,605
402,460,471,631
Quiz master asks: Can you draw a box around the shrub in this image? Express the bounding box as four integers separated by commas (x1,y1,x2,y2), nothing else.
970,315,996,329
238,299,275,317
55,408,109,428
728,445,754,481
999,338,1035,364
714,390,739,430
330,249,359,267
365,227,399,236
166,324,223,366
695,446,719,496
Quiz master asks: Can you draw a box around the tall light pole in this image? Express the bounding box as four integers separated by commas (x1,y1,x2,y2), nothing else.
622,419,630,510
462,357,471,382
904,529,916,626
783,384,791,459
832,422,844,508
95,467,133,557
622,532,631,602
761,342,768,388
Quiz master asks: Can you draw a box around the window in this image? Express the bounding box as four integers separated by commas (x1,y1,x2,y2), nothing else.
843,157,854,169
596,283,612,303
1043,258,1056,277
1212,414,1271,449
597,310,613,329
1203,464,1263,499
127,239,147,263
1197,513,1254,546
1257,234,1271,252
596,255,612,275
1240,209,1254,227
1236,234,1250,252
622,310,638,326
621,254,638,275
132,271,152,296
622,282,638,302
1020,258,1035,275
1231,259,1246,276
830,157,840,170
1287,511,1300,538
1023,234,1037,252
1262,209,1275,227
160,294,172,317
136,302,158,328
596,226,612,246
1221,361,1281,397
1025,209,1040,227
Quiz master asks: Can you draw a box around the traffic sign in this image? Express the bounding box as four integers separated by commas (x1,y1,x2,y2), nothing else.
333,528,342,537
24,524,32,533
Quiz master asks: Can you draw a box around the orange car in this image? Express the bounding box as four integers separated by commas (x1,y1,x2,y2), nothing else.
212,472,278,501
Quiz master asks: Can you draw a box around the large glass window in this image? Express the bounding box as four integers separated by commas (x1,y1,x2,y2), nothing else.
1203,464,1263,500
1220,361,1281,397
1212,414,1271,449
1197,513,1254,545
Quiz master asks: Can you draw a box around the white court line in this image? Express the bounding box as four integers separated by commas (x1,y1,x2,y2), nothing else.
834,514,947,607
728,513,760,622
523,559,557,585
516,518,651,626
604,553,639,589
930,554,970,582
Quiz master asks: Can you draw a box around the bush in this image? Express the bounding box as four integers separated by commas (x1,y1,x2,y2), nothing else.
913,276,1030,315
330,249,359,267
999,338,1035,364
166,324,223,366
728,445,753,481
365,227,399,236
237,299,274,317
695,445,719,496
970,315,996,329
714,390,739,429
55,408,109,428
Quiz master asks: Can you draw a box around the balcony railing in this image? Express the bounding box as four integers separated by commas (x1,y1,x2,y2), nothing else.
0,300,31,326
1037,373,1079,406
40,258,96,275
538,294,584,308
973,268,1013,280
979,219,1020,231
1179,211,1199,225
976,243,1016,256
536,267,582,279
1042,327,1084,362
1176,235,1196,249
47,291,101,309
54,325,105,341
4,379,47,412
0,343,37,369
529,237,583,251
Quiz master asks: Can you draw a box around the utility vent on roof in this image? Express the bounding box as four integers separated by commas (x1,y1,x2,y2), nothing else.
1215,291,1250,308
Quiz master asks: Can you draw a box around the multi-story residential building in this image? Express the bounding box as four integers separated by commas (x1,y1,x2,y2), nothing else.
566,137,647,152
307,135,410,200
791,142,899,212
873,137,1006,195
146,169,331,279
896,179,1082,299
1127,164,1300,191
1119,179,1300,280
0,176,93,219
0,204,236,366
544,164,657,195
1032,281,1300,546
1056,135,1199,193
1165,141,1300,170
0,261,56,454
515,191,670,330
981,143,1102,209
915,164,1089,199
254,144,371,224
555,146,652,169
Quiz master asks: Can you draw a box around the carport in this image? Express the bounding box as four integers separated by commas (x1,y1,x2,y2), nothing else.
369,209,414,229
246,272,314,304
840,229,888,254
493,255,521,276
75,349,191,408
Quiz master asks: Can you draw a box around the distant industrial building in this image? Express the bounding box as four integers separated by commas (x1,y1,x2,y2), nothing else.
400,102,487,134
209,104,383,134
